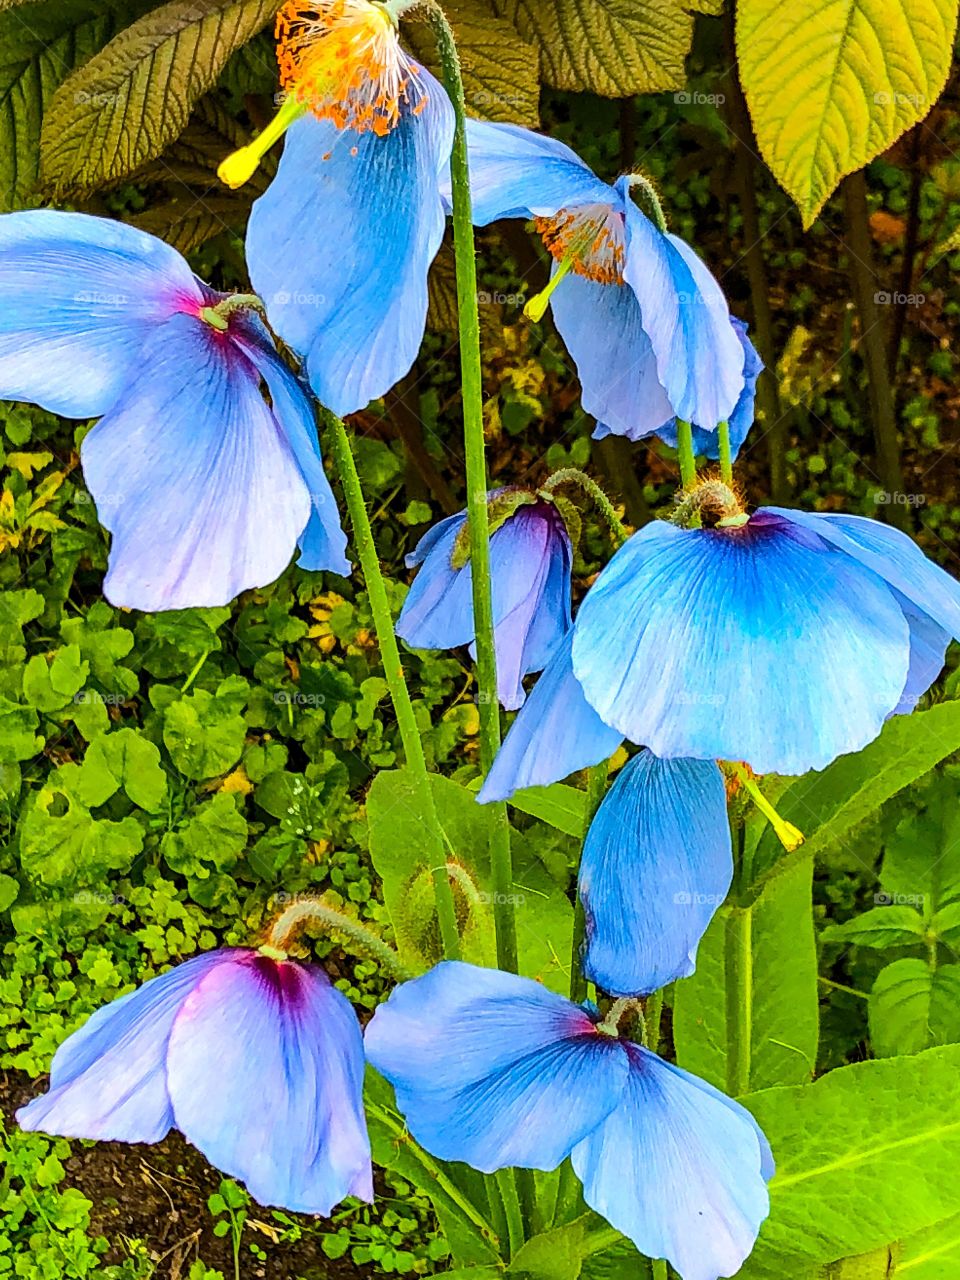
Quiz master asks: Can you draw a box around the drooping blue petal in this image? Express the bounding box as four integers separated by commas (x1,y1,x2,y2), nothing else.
247,71,454,418
656,318,763,460
551,268,675,441
166,951,372,1215
477,630,623,803
892,594,952,715
618,180,744,431
397,501,572,709
580,752,732,996
768,507,960,639
364,962,629,1173
0,210,204,419
17,951,224,1143
81,312,312,612
459,119,616,224
572,514,911,775
229,318,350,576
572,1044,770,1280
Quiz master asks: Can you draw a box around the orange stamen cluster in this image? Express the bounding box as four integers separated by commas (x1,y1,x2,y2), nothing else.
276,0,427,136
535,203,626,284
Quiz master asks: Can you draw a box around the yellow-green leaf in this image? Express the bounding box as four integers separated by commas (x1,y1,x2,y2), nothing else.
495,0,715,96
737,0,960,227
40,0,280,197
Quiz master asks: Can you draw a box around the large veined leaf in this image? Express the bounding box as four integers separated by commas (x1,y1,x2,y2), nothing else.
494,0,720,97
405,0,539,125
737,0,960,226
868,959,960,1057
673,854,819,1093
739,1045,960,1277
40,0,279,197
0,0,155,210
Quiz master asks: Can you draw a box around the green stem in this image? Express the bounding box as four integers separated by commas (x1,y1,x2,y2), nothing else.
717,420,733,487
725,907,753,1096
675,420,697,489
623,173,668,233
327,412,460,961
428,3,516,975
542,469,629,547
265,898,410,980
570,763,610,1003
652,1260,669,1280
645,989,664,1054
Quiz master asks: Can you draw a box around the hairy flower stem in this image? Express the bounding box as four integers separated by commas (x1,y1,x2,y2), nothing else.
644,988,664,1053
426,2,517,977
717,419,733,487
265,897,410,980
543,469,629,548
327,412,460,961
675,419,698,490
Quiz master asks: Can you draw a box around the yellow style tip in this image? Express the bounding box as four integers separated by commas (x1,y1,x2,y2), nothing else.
218,146,260,190
774,820,805,853
523,291,550,323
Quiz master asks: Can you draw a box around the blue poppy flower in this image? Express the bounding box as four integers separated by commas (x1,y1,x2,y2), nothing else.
365,962,772,1280
396,491,573,709
594,316,764,461
458,120,745,444
0,209,348,611
580,751,733,995
221,0,454,418
18,947,372,1215
482,503,960,786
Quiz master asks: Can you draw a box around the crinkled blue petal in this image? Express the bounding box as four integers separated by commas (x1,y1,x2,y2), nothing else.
551,269,674,441
656,318,763,460
477,630,623,802
81,312,311,611
17,951,223,1143
230,317,350,575
248,71,453,417
580,751,732,996
0,210,203,418
618,179,744,430
768,507,960,639
571,1044,771,1280
572,514,911,775
167,951,372,1214
364,962,629,1173
457,120,615,224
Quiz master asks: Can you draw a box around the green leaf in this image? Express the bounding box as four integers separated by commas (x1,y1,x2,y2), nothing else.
467,776,586,837
896,1212,960,1275
673,854,818,1093
867,959,960,1057
0,872,19,912
495,0,718,96
752,703,960,891
162,793,248,876
0,695,41,763
739,1045,960,1277
22,644,88,712
40,0,279,197
163,681,248,780
737,0,960,226
19,781,143,885
882,782,960,918
77,728,167,812
0,0,155,210
821,905,925,949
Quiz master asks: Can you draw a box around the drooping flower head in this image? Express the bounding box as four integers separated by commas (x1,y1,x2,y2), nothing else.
220,0,454,418
580,751,733,996
457,121,750,452
480,486,960,788
396,488,574,710
0,210,348,611
366,963,773,1280
18,947,372,1215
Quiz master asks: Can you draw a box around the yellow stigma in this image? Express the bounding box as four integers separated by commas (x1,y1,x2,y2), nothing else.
275,0,427,136
732,764,805,853
217,93,307,189
524,253,578,322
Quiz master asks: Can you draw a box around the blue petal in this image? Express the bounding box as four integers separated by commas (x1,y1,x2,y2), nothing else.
580,752,732,996
572,515,911,775
459,120,616,224
81,312,312,611
167,952,372,1214
571,1045,770,1280
768,507,960,639
551,269,674,441
0,210,203,418
478,630,623,802
17,951,223,1143
618,180,744,430
892,594,951,715
657,318,763,460
396,514,472,648
364,962,629,1173
230,318,350,576
247,72,453,417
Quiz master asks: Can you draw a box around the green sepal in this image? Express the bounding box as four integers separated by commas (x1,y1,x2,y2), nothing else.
450,488,539,570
